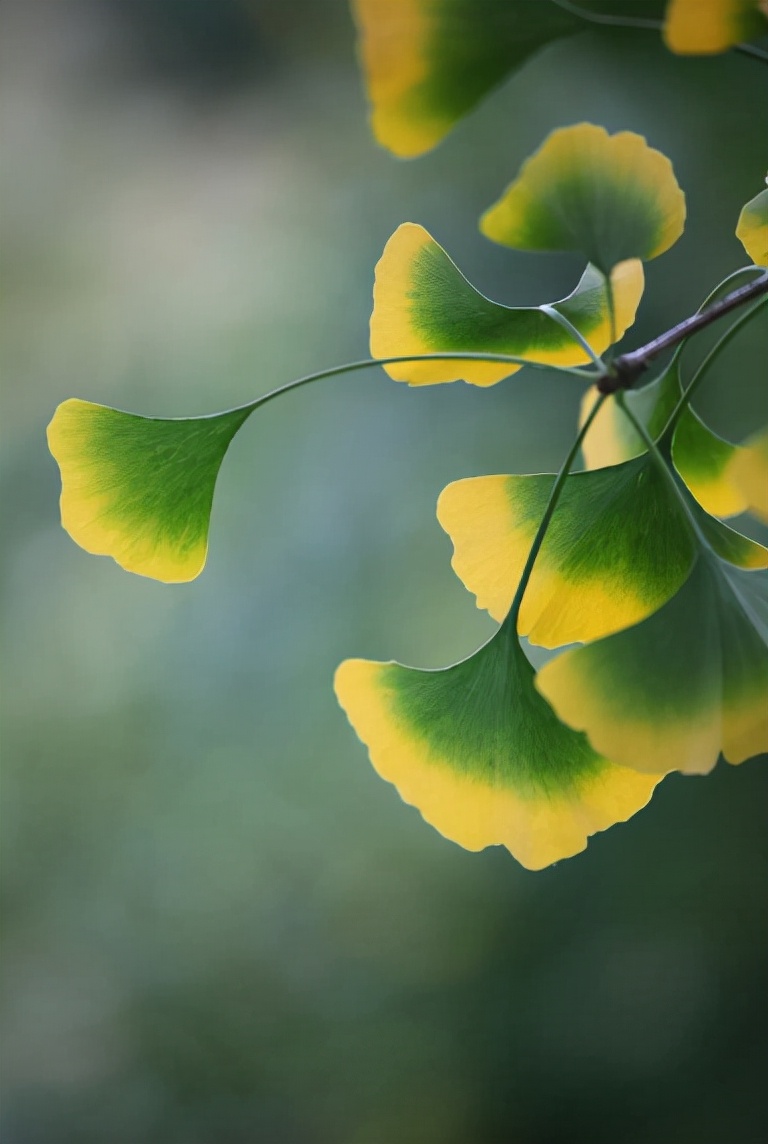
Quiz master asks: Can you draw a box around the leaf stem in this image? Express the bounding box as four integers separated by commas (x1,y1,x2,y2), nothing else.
600,268,768,393
540,304,606,369
190,351,598,423
615,390,708,546
549,0,661,31
606,274,617,359
686,264,767,327
663,263,765,376
665,293,768,432
504,392,607,630
735,42,768,65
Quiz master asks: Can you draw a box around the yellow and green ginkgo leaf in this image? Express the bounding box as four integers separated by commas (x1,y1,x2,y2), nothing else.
581,353,753,519
480,124,686,274
671,404,753,517
728,426,768,522
351,0,582,158
370,222,644,386
736,185,768,266
438,452,699,648
438,423,768,648
663,0,768,54
537,555,768,776
47,398,252,582
334,624,662,869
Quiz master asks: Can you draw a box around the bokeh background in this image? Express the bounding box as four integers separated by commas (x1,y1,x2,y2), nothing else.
2,2,768,1141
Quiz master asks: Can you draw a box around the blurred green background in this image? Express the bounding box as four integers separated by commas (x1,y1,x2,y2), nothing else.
2,2,768,1141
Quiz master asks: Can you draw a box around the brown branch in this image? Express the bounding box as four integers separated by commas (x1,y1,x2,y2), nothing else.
598,270,768,394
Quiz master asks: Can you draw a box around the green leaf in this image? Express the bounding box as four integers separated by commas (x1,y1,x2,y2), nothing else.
438,363,768,652
370,222,644,386
672,405,749,518
47,399,251,582
480,123,686,274
351,0,581,158
437,454,698,647
335,627,662,869
537,556,768,775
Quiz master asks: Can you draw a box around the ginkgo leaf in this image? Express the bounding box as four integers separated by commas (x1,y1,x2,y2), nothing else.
537,556,768,775
480,124,686,274
438,455,700,648
370,223,644,386
671,406,749,517
47,398,251,582
736,187,768,266
728,427,768,522
334,626,662,870
438,438,768,647
581,353,751,518
351,0,580,158
663,0,768,54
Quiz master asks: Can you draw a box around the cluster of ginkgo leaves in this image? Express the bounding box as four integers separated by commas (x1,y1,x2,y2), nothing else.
47,3,768,869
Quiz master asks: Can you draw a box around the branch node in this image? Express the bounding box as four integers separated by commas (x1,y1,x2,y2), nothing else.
596,354,648,395
596,269,768,396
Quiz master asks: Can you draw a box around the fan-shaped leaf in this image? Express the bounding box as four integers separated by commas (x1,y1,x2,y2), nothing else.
437,455,698,646
371,223,644,386
335,628,661,869
47,399,251,582
537,556,768,775
671,405,749,517
351,0,580,158
480,124,686,274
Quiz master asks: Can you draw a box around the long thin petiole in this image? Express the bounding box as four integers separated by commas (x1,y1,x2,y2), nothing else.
549,0,661,30
735,43,768,65
605,275,617,363
540,305,606,370
189,351,600,423
615,391,708,546
504,391,607,631
684,265,767,332
664,294,768,433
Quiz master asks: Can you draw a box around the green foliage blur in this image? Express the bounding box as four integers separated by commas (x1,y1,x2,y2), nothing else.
2,1,768,1141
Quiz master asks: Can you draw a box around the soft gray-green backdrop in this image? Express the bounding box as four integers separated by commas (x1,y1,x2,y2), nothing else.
2,1,767,1141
